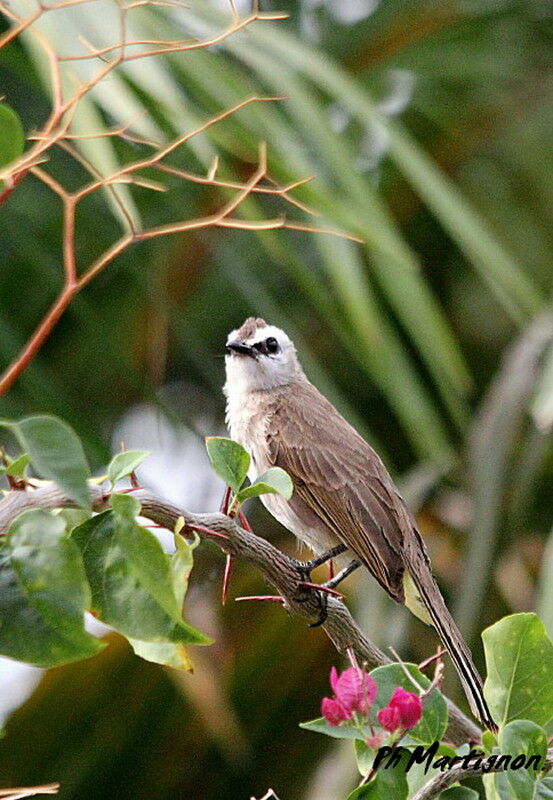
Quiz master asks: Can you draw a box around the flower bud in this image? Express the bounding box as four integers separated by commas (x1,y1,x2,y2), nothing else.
388,687,423,729
377,704,402,732
321,696,351,726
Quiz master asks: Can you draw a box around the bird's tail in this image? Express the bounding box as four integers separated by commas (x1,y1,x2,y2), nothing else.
405,566,497,732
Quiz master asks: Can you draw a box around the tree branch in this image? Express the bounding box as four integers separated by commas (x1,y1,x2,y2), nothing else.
0,484,480,745
0,0,360,397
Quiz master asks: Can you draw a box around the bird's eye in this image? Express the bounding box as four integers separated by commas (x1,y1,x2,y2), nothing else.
266,337,279,354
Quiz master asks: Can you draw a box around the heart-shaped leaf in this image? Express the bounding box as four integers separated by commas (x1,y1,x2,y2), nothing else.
107,450,149,484
235,466,293,502
205,437,250,493
0,453,30,478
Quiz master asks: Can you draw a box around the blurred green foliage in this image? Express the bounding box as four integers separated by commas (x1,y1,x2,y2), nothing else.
0,0,552,798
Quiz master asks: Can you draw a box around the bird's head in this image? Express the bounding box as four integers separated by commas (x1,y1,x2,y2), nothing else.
224,317,305,394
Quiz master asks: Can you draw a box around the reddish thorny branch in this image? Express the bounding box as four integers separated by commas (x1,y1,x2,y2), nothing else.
0,481,481,748
0,0,361,397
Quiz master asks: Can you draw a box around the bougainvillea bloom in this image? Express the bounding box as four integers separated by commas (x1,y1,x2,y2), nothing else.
321,696,351,726
329,666,377,715
377,687,423,732
377,704,402,732
389,687,423,728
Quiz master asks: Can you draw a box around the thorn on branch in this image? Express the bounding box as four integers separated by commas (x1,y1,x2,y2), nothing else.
235,595,286,605
184,522,230,541
418,648,447,672
222,554,234,605
297,581,344,598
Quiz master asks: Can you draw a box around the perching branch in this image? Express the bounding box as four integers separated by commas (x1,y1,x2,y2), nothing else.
411,750,553,800
0,483,480,746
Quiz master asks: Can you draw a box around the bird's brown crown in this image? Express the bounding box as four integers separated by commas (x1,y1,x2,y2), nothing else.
235,317,267,341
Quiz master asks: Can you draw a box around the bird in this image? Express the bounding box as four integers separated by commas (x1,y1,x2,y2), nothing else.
223,316,496,731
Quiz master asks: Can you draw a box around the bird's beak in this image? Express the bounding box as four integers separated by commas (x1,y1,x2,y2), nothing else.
226,340,256,357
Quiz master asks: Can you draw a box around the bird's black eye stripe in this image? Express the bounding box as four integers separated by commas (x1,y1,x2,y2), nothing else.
251,337,280,355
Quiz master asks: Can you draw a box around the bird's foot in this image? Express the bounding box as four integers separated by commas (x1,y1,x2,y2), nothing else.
324,559,362,590
293,545,347,590
295,544,347,576
293,547,351,627
296,581,344,626
293,585,330,627
293,555,362,627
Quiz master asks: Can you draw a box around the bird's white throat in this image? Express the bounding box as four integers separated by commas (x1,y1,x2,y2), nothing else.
224,324,304,395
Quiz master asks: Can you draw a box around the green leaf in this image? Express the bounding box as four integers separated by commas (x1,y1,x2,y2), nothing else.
483,771,501,800
0,509,104,667
347,758,408,800
127,534,199,669
404,743,458,796
535,777,553,799
128,640,194,670
0,453,30,478
56,507,91,531
205,436,250,493
496,720,547,800
110,492,141,520
107,450,149,485
499,719,547,763
483,613,553,727
439,788,480,800
299,717,367,741
355,739,375,777
1,415,91,509
0,103,24,170
482,729,498,754
235,466,293,502
370,663,448,745
72,510,210,645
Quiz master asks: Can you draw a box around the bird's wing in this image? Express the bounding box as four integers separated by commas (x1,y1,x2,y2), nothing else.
265,383,408,601
263,386,496,729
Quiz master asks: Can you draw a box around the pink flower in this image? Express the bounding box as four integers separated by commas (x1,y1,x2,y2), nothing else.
389,687,423,729
377,704,402,732
377,687,423,732
330,666,377,715
321,696,351,726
